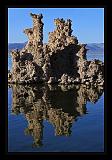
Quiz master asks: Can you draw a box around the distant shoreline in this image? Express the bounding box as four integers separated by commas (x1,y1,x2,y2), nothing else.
8,42,104,54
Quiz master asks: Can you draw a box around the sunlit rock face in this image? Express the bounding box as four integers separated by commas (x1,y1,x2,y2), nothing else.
8,13,104,85
9,84,104,147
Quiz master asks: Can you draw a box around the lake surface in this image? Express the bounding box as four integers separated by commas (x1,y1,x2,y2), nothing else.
8,52,104,152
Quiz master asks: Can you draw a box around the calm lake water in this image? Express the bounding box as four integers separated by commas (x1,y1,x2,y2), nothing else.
8,52,104,152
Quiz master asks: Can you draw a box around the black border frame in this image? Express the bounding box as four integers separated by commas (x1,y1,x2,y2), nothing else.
0,1,111,159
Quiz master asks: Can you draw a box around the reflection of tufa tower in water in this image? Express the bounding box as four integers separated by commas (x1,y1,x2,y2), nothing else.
10,84,104,147
25,109,44,147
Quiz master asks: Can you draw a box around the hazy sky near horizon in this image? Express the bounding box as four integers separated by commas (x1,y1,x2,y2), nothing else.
8,8,104,44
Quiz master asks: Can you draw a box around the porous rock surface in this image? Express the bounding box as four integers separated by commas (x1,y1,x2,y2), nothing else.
8,13,104,85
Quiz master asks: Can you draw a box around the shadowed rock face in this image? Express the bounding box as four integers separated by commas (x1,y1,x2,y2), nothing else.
8,13,104,85
9,84,104,147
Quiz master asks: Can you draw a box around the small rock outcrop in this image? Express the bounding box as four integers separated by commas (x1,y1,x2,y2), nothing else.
8,13,104,85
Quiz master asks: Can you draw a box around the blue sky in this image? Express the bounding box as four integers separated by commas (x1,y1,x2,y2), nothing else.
8,8,104,44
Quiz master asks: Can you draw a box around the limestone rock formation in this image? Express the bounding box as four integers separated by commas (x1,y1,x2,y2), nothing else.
8,13,104,85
